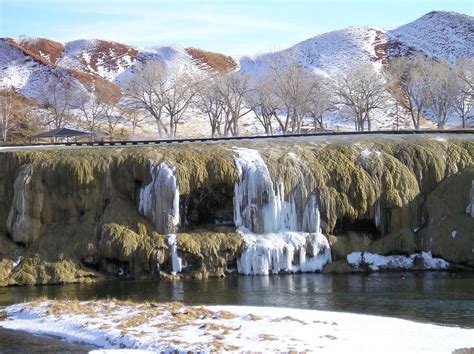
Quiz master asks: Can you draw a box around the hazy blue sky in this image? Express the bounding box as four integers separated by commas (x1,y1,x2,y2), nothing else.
1,0,472,55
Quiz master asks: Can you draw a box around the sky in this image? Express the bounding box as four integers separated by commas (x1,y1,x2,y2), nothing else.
1,0,473,56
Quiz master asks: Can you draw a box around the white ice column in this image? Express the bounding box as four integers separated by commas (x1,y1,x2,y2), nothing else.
233,147,332,275
139,162,180,234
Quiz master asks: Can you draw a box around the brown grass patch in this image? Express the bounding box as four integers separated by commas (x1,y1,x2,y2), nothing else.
3,38,121,99
216,310,236,320
185,47,237,73
259,333,278,341
271,315,307,325
45,300,97,318
320,334,338,340
14,37,64,64
313,319,338,326
246,313,262,321
118,313,151,334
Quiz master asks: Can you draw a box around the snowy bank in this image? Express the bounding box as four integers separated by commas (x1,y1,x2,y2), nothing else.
0,300,472,353
347,251,449,271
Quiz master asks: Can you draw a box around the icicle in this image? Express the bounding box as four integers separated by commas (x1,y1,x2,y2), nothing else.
233,148,300,233
6,165,42,245
167,234,182,275
374,200,381,229
466,180,474,218
236,230,331,275
139,162,180,234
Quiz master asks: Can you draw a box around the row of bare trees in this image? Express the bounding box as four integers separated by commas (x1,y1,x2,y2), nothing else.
388,55,473,129
2,55,472,142
0,87,39,142
123,55,472,138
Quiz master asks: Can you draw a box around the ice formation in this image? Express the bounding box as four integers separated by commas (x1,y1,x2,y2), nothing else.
6,165,42,245
467,180,474,218
167,234,182,275
233,147,332,275
139,162,180,234
347,251,449,271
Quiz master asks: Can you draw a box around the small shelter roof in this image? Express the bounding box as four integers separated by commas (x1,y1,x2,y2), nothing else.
30,128,93,139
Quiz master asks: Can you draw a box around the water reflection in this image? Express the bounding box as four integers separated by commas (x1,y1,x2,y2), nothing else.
0,272,472,328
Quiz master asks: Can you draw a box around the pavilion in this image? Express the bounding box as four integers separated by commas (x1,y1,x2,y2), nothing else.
30,128,94,143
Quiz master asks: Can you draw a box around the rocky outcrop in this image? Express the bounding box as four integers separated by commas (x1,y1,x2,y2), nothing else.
0,135,472,286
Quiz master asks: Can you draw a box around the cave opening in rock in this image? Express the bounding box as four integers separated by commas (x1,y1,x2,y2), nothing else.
180,184,235,231
333,217,380,238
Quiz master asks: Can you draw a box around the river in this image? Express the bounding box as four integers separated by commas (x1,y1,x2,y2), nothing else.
0,271,473,352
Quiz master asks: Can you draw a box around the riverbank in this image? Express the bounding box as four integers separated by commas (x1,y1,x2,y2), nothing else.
1,299,473,353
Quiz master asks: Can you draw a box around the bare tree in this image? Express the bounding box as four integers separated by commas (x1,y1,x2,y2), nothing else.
77,87,106,135
388,54,432,130
119,105,148,140
270,61,315,134
335,64,386,131
102,99,122,140
426,61,458,129
247,74,278,135
197,76,226,138
452,60,474,128
123,60,169,137
307,77,332,132
0,88,38,142
217,72,253,136
162,67,200,138
37,72,79,129
0,87,16,142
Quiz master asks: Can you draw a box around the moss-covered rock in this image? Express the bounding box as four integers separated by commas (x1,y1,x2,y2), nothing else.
176,230,243,278
0,135,472,285
420,168,474,265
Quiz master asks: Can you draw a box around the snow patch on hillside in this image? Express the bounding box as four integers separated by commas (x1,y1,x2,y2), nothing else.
387,11,474,61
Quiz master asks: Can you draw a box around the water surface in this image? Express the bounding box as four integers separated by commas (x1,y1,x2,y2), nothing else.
1,272,472,326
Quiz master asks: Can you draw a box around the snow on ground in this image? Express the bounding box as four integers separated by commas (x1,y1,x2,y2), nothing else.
0,300,472,353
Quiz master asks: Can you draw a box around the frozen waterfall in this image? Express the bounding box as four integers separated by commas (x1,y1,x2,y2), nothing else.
139,162,180,234
167,234,183,275
467,180,474,218
233,147,332,275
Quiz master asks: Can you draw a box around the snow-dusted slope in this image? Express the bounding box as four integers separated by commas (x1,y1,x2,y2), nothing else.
14,37,64,64
239,11,473,76
386,11,474,62
114,45,237,86
240,27,385,77
0,39,88,101
57,39,138,82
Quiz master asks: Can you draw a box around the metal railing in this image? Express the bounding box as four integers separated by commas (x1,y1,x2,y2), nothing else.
1,129,473,148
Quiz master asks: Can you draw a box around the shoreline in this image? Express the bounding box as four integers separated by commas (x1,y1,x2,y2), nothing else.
1,300,473,353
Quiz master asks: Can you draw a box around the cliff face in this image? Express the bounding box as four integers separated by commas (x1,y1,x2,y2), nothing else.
0,136,472,286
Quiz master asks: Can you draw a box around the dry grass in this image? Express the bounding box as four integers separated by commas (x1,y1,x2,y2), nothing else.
246,313,262,321
18,300,260,352
259,333,278,341
13,37,64,64
320,334,338,340
185,47,237,73
216,310,237,320
313,319,338,326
